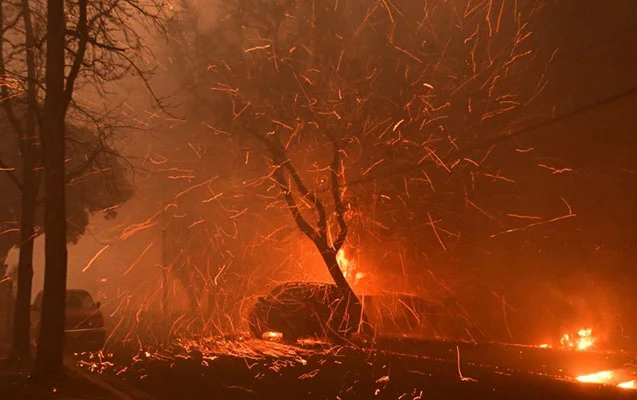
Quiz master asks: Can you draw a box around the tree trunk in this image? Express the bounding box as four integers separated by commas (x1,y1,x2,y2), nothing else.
34,0,67,381
10,160,36,362
320,248,351,291
11,0,40,363
319,247,369,335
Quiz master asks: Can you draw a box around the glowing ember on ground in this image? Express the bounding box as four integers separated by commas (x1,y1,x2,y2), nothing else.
576,370,613,384
262,331,283,340
618,380,636,389
575,370,637,390
560,328,595,351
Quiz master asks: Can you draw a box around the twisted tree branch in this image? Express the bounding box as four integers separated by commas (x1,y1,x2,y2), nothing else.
330,138,348,251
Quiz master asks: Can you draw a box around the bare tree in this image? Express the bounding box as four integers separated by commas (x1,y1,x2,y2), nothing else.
167,0,550,313
0,0,40,362
0,113,135,359
33,0,66,378
9,0,168,378
0,0,146,362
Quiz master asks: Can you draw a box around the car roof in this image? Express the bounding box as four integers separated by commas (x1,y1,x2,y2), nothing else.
269,281,345,297
274,281,336,289
363,293,422,300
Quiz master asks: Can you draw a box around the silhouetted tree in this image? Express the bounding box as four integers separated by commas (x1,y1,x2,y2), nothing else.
0,0,167,367
0,111,134,360
34,0,67,378
168,0,550,316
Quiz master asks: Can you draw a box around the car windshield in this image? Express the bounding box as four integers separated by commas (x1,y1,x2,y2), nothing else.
66,291,96,310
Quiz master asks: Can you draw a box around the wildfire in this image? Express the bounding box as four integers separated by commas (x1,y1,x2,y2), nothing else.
336,249,351,278
560,328,595,351
618,380,636,389
575,370,637,390
576,370,613,383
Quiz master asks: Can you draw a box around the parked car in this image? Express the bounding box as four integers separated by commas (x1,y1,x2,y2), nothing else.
248,282,475,343
31,289,106,351
247,282,363,343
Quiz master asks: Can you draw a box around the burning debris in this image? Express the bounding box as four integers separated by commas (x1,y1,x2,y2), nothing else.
561,328,596,351
336,249,365,286
576,369,637,391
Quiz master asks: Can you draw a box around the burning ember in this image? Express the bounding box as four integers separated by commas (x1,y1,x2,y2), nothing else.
576,370,637,390
576,370,613,383
618,380,636,389
560,328,595,351
262,331,283,341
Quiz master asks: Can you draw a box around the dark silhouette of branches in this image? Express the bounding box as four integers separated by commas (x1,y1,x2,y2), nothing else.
0,0,168,366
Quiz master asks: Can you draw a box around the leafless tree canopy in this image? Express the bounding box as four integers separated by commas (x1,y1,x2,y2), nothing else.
163,0,549,274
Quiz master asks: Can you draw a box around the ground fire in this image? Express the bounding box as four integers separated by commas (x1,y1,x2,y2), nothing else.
576,370,637,391
561,328,596,351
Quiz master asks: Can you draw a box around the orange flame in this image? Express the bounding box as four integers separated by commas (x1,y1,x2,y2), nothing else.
561,328,595,351
262,331,283,340
576,370,613,384
576,371,637,390
336,249,365,285
336,249,351,279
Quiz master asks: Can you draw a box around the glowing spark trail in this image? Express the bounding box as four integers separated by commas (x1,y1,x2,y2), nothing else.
82,245,111,272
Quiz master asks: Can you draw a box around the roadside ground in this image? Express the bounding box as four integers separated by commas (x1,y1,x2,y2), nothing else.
0,343,151,400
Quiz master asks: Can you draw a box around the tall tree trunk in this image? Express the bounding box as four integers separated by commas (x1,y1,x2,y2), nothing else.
319,247,367,335
10,160,36,362
11,0,41,363
34,0,67,380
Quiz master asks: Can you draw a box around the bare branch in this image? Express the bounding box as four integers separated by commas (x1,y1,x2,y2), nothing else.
63,0,87,114
270,163,319,243
330,138,348,251
65,29,125,52
63,141,104,185
267,137,328,236
0,0,25,149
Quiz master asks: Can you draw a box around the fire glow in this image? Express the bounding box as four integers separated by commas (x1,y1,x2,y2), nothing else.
336,249,365,285
262,331,283,341
576,370,637,390
561,328,595,351
576,370,613,383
